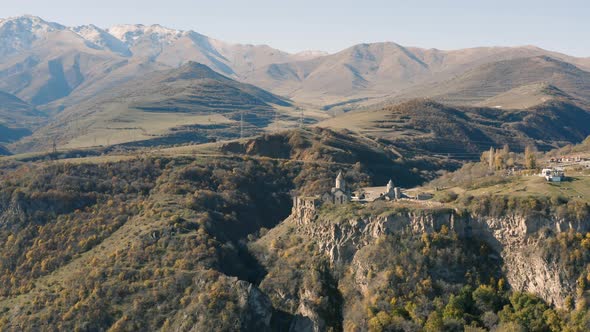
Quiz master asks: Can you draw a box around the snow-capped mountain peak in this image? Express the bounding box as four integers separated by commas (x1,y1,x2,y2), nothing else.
107,24,185,45
72,24,131,56
0,15,64,33
0,15,65,56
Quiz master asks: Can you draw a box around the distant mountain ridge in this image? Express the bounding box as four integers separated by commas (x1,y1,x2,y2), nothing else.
0,15,321,109
1,15,590,110
2,15,590,156
380,55,590,108
72,24,131,56
0,15,65,57
244,43,590,105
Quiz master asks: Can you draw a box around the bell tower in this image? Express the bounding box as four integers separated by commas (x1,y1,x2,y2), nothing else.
335,171,345,191
386,179,394,195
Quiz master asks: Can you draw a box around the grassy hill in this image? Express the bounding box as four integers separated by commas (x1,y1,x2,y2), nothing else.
13,62,326,153
220,127,460,190
392,56,590,107
0,91,46,144
317,99,590,159
475,83,578,109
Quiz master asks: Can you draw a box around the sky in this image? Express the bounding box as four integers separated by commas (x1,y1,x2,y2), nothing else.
3,0,589,57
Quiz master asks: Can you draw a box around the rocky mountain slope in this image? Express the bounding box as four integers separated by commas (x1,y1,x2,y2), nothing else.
254,194,590,330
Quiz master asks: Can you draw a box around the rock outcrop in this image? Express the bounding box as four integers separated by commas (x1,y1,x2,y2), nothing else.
291,204,590,308
233,279,274,331
166,275,274,331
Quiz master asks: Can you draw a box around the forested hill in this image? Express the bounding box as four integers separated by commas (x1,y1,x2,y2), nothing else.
1,130,590,331
0,128,445,330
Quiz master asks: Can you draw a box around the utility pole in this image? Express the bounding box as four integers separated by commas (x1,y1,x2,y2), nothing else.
52,138,57,154
240,111,244,139
488,146,495,171
299,108,304,129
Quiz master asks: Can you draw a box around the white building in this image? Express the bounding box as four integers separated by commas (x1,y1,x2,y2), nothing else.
541,168,565,182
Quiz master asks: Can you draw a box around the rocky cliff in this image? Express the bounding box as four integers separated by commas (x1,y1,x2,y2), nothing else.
290,202,590,309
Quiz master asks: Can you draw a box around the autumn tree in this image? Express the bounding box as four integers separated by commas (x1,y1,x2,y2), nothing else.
481,147,496,171
494,144,511,170
525,145,537,170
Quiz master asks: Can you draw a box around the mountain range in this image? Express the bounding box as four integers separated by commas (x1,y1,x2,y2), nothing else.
245,43,590,106
4,14,590,330
2,15,590,109
0,15,320,109
1,15,590,154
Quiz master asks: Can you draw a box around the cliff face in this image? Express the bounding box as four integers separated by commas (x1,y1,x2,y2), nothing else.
163,275,274,332
291,204,590,308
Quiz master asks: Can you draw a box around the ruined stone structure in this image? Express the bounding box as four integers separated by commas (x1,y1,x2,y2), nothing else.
292,174,408,224
292,196,321,223
393,187,402,200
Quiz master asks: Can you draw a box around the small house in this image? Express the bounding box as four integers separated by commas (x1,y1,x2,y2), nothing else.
541,168,565,182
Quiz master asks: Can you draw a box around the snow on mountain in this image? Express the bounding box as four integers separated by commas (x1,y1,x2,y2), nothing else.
72,24,131,56
294,50,329,60
107,24,184,45
0,15,65,57
0,15,368,107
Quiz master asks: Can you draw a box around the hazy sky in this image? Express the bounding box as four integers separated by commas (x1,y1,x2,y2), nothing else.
3,0,589,56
